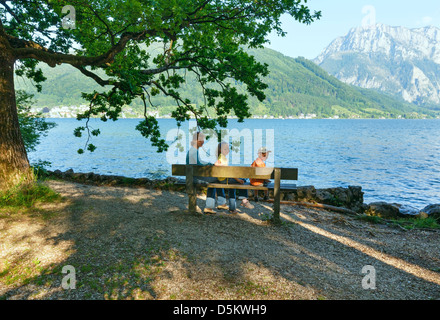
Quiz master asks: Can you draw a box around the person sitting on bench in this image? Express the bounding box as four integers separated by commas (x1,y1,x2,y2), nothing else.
214,141,254,214
250,147,272,201
186,131,226,215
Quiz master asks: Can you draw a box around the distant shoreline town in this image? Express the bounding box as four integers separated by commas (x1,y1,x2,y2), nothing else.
31,105,439,120
30,105,324,119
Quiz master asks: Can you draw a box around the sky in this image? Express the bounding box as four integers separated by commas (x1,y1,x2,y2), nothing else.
265,0,440,60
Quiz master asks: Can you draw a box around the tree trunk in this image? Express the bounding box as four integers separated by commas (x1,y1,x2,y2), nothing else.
0,42,33,192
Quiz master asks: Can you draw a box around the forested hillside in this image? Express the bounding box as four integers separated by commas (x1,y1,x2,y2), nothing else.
15,47,438,119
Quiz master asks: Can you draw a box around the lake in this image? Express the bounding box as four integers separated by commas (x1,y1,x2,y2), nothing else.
28,118,440,209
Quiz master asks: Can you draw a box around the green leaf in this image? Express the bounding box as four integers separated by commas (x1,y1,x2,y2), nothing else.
87,144,97,152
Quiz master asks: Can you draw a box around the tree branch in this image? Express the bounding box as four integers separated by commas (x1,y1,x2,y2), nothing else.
11,30,149,67
0,0,59,42
186,0,211,16
0,1,22,23
73,65,114,87
82,2,116,46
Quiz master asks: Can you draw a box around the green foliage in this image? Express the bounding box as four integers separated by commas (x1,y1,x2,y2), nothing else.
4,0,321,153
389,217,440,230
73,127,85,138
0,182,61,209
86,144,97,152
136,117,167,152
355,214,383,224
32,160,53,178
16,90,57,153
356,214,440,230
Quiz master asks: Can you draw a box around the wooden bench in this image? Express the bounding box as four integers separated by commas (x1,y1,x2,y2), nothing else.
171,164,298,223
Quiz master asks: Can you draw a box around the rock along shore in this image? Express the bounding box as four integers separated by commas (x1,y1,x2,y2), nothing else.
43,169,439,221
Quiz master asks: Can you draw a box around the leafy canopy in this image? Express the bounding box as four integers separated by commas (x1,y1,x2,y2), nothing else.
2,0,320,152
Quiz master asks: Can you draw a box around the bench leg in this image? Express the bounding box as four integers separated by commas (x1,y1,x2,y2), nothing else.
273,168,281,223
185,165,197,213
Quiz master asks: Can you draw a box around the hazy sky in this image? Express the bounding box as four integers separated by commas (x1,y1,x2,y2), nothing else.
265,0,440,60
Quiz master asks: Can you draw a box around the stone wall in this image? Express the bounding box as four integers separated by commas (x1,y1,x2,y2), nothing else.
249,185,365,212
46,169,179,189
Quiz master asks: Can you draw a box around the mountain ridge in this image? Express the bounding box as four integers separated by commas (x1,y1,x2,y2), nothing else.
314,23,440,108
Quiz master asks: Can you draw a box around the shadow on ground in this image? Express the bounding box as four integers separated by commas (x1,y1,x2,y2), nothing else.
1,180,439,300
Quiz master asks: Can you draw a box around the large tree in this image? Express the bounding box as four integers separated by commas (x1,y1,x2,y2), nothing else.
0,0,320,191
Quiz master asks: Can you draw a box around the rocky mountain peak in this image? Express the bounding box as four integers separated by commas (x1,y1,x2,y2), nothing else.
314,24,440,107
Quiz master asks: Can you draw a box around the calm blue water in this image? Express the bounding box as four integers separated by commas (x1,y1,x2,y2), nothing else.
29,118,440,209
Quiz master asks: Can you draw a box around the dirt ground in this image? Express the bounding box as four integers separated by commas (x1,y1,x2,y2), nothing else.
1,180,439,300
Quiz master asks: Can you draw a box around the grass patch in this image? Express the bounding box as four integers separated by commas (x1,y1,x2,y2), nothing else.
355,214,383,224
356,214,440,230
0,182,60,209
0,259,51,287
388,217,440,230
0,181,62,219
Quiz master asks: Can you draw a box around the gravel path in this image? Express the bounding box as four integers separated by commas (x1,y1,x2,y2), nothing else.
1,180,439,300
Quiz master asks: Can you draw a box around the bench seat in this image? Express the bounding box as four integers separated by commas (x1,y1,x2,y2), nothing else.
171,164,298,223
174,180,298,191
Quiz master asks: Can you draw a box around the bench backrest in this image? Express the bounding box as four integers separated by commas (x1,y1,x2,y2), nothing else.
172,164,298,180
